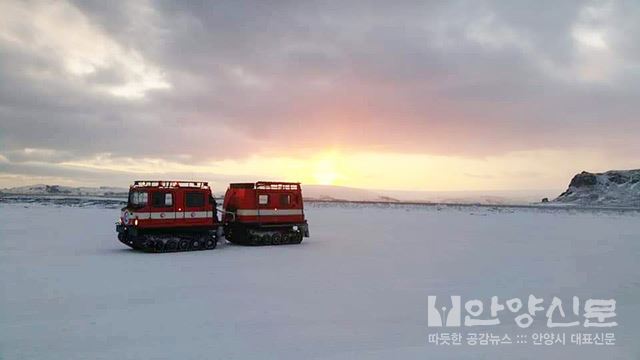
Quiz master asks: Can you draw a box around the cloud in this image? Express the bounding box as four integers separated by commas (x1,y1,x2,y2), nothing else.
0,0,639,187
0,0,170,99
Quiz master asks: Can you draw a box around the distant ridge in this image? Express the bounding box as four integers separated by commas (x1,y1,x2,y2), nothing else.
1,183,553,205
0,184,128,198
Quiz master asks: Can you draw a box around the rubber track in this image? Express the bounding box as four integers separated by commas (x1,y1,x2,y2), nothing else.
225,229,304,246
119,233,217,253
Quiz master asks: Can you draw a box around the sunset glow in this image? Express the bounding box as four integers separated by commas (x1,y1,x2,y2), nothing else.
311,153,341,185
11,148,628,194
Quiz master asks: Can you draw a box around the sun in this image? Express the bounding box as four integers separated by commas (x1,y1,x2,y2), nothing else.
312,154,340,185
314,170,338,185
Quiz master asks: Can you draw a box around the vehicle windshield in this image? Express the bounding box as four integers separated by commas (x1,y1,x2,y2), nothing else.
128,191,148,208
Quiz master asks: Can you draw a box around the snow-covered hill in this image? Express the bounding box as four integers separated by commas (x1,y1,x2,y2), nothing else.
305,185,553,205
554,169,640,207
302,185,398,202
0,184,128,198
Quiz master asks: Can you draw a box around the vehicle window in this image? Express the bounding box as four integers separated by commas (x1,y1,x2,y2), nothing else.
258,194,269,205
152,192,173,207
186,192,205,207
129,191,148,207
280,194,291,206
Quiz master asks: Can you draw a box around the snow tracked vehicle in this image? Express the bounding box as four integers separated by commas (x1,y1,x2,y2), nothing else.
116,180,309,252
222,182,310,246
116,181,219,252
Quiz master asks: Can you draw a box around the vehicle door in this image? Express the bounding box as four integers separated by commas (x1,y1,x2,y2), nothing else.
150,190,176,226
256,189,272,221
184,190,207,225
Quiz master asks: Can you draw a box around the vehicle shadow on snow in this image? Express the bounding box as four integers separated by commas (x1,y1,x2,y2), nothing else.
100,248,150,255
103,239,314,255
220,239,314,249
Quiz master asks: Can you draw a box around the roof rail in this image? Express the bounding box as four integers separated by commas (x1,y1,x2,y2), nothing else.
228,181,301,190
255,181,300,190
229,183,255,189
133,180,209,188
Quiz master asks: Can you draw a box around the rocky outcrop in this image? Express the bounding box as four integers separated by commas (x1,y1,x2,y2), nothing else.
554,170,640,207
568,172,597,187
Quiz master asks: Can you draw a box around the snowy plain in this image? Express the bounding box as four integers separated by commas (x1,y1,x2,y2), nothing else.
1,202,639,359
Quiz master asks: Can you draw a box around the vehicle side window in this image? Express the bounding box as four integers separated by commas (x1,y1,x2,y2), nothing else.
186,192,205,207
152,192,172,207
258,194,269,205
280,194,291,206
129,191,148,207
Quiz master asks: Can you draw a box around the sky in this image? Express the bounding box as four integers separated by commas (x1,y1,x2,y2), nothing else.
0,0,639,192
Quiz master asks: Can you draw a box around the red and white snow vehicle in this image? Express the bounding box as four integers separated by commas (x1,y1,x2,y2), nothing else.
116,180,309,252
116,181,219,252
222,181,310,246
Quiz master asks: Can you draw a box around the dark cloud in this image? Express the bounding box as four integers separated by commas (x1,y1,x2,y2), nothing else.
1,0,639,184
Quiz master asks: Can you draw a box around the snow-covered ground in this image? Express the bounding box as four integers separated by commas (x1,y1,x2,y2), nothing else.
1,202,639,359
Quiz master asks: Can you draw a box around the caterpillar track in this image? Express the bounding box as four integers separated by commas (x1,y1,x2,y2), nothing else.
118,232,217,253
225,227,304,246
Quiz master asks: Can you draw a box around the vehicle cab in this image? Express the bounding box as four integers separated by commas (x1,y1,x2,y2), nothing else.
117,180,218,236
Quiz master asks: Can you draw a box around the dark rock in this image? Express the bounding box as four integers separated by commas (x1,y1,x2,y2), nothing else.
541,197,549,203
46,185,61,193
558,190,572,197
607,172,629,185
569,172,597,187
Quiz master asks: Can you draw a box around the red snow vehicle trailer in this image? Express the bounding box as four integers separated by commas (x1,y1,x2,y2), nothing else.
116,181,219,252
116,180,309,252
222,181,310,246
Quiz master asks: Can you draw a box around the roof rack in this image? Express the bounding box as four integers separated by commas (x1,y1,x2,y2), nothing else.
229,181,301,190
132,180,209,189
229,183,256,189
255,181,300,190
